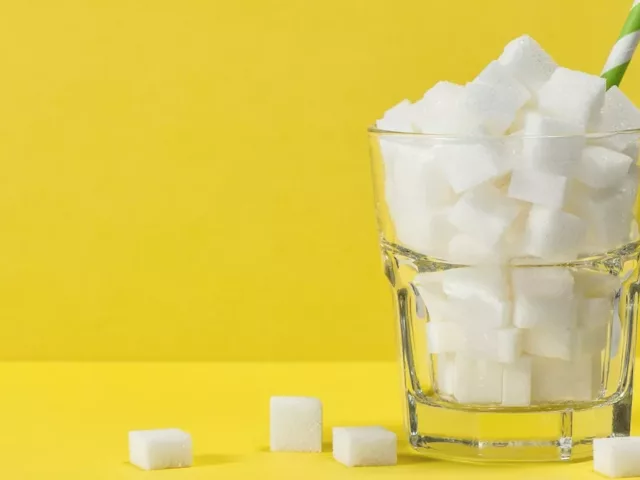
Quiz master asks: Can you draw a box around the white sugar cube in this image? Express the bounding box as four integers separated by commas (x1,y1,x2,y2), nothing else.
332,427,397,467
393,208,456,259
448,297,512,329
436,353,456,396
447,233,502,265
270,397,322,452
577,323,608,355
576,146,633,189
523,326,574,360
426,321,462,354
507,169,568,208
531,356,600,402
444,268,511,328
414,284,448,323
593,437,640,478
538,67,606,128
595,86,640,152
376,99,415,132
128,429,193,471
581,176,638,251
498,35,557,92
413,82,485,135
578,297,613,328
522,112,585,176
390,142,456,207
574,271,620,298
449,184,522,246
512,268,576,329
465,63,530,134
522,205,586,260
435,143,507,193
502,356,532,406
460,327,522,363
442,266,508,301
454,355,503,404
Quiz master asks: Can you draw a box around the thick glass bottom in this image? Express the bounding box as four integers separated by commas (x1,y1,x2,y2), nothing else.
405,390,633,463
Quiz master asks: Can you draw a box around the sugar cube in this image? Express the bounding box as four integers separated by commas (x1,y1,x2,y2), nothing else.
464,81,527,135
376,99,415,132
270,396,322,452
426,321,462,354
393,207,456,259
443,268,511,328
531,355,600,402
128,429,193,471
332,427,397,467
523,325,574,360
512,268,576,329
414,284,448,323
576,146,633,189
577,297,613,328
538,67,606,129
502,356,532,406
522,112,585,176
522,205,586,260
454,355,503,404
507,169,568,208
581,175,638,251
595,86,640,153
447,233,502,265
593,436,640,478
498,35,557,92
435,143,507,193
436,353,456,396
449,184,522,246
459,327,522,363
442,266,508,301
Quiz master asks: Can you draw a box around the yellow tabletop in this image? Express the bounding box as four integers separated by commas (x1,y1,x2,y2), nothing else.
0,362,627,479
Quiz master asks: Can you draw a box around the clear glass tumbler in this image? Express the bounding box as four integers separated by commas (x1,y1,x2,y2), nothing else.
369,127,640,462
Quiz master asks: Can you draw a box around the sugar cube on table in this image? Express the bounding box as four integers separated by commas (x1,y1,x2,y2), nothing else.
593,437,640,478
449,183,522,247
522,205,586,260
537,67,606,129
502,356,532,406
454,355,503,404
595,86,640,153
270,396,322,452
507,169,568,208
498,35,557,93
128,429,193,471
576,146,633,190
332,427,397,467
512,267,576,329
376,99,415,132
521,112,585,176
435,143,507,194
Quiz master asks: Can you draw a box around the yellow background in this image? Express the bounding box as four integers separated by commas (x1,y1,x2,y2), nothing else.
0,0,636,361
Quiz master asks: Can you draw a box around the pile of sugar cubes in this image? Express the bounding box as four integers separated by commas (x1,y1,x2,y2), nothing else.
375,34,640,407
127,397,397,470
378,35,640,264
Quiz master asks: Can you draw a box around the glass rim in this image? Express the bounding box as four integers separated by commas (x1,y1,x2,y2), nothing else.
367,125,640,140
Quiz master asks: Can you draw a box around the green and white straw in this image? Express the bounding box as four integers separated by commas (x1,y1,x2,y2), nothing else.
602,0,640,88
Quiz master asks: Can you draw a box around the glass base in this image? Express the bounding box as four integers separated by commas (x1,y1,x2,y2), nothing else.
405,391,632,463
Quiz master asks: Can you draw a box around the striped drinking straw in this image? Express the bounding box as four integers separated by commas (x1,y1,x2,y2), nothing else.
602,0,640,89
